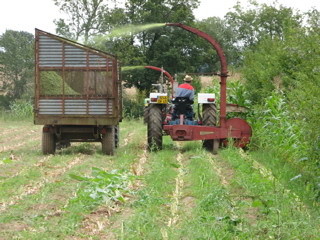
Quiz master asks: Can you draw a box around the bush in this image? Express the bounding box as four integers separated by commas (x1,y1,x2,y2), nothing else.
123,91,145,119
8,100,33,119
241,24,320,188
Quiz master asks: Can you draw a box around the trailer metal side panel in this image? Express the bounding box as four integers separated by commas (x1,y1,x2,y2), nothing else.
34,29,121,125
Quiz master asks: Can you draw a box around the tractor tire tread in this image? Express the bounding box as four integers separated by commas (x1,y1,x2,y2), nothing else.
147,105,163,150
202,104,218,152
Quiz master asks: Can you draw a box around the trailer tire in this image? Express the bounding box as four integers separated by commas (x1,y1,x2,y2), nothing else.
102,126,115,155
114,125,119,149
147,105,163,150
42,131,56,155
202,104,219,153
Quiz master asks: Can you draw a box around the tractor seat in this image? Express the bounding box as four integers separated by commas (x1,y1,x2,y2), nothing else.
172,97,194,120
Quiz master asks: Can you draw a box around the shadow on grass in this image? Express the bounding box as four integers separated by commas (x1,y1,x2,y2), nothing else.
58,143,97,155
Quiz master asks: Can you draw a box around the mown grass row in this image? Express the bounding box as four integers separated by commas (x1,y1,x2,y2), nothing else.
105,141,320,239
219,148,320,239
115,138,180,239
0,120,145,239
1,119,319,239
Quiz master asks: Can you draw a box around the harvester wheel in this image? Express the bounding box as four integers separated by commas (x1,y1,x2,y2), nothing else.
102,126,115,155
42,130,56,155
202,104,219,153
147,105,163,150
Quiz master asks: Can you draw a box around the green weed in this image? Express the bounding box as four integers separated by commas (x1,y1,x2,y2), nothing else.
69,168,135,209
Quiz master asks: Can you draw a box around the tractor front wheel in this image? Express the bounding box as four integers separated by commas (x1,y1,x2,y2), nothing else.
147,105,163,150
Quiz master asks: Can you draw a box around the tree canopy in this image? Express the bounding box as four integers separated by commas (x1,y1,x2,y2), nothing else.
0,30,34,102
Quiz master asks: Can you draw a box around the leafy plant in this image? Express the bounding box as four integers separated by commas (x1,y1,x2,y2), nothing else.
9,99,33,119
123,91,145,119
69,167,135,209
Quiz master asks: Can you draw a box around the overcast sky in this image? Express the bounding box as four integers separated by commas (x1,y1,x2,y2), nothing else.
0,0,319,35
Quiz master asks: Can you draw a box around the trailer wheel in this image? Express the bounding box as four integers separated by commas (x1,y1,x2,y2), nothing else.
42,130,56,155
202,104,219,153
114,125,119,148
147,105,163,150
102,126,115,155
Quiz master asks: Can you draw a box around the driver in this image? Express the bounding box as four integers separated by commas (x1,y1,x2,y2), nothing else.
172,75,195,120
175,75,194,101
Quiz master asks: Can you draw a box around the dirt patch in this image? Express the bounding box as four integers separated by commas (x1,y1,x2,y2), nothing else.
0,135,40,153
0,155,53,180
245,206,260,225
0,127,21,137
0,221,29,232
122,132,134,147
131,148,148,176
0,155,85,213
210,154,234,186
167,152,185,227
78,205,119,237
71,145,147,239
181,196,196,209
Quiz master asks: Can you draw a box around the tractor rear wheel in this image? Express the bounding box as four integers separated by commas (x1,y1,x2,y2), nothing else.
202,104,219,154
144,106,149,124
102,126,115,155
147,105,163,150
42,130,56,155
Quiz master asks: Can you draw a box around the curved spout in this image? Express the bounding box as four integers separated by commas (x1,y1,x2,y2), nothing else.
165,23,228,75
166,23,228,127
144,65,175,98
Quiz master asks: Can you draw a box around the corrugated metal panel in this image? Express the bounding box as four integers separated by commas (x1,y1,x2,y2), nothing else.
39,35,63,67
39,99,63,114
64,99,87,114
38,99,112,115
38,34,112,68
65,45,87,67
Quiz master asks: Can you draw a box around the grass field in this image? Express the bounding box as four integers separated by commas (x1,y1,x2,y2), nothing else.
0,119,319,239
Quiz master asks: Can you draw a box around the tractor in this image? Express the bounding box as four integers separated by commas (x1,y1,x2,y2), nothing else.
146,23,252,153
143,66,177,124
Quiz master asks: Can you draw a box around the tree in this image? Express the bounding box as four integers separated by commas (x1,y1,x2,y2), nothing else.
95,0,201,92
196,17,240,68
0,30,34,101
225,1,302,48
53,0,110,43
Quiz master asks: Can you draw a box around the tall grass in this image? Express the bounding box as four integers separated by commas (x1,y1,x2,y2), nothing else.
204,79,320,203
0,100,33,120
248,91,306,159
248,91,320,203
123,92,145,119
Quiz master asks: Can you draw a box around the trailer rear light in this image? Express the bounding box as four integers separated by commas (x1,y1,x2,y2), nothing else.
43,127,50,132
151,98,158,102
101,128,107,134
207,98,215,102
